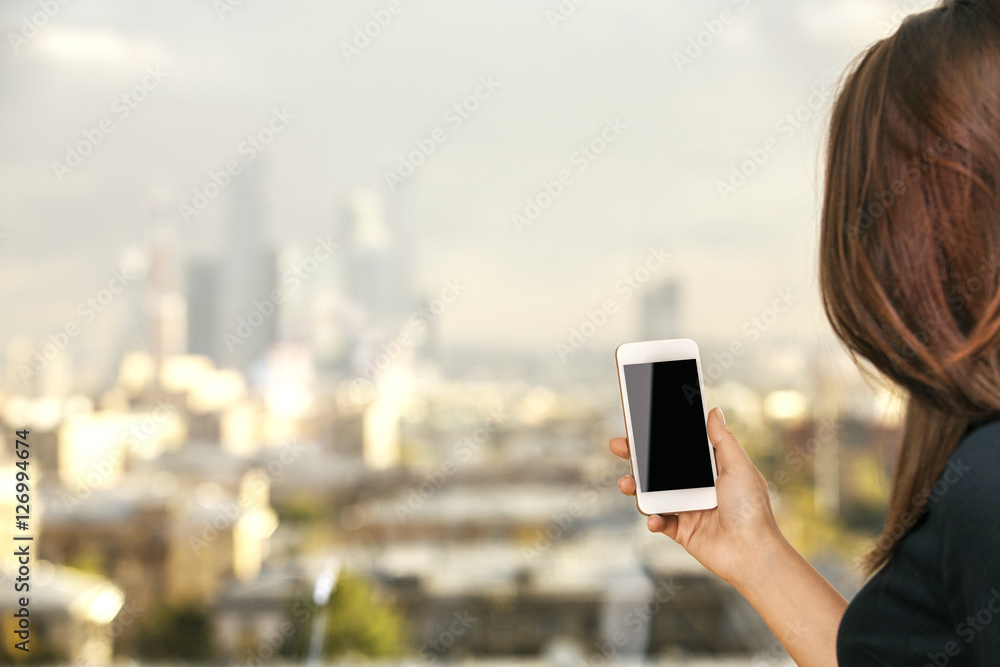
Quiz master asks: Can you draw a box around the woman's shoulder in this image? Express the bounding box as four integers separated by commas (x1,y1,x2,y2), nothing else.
930,417,1000,523
953,416,1000,474
926,418,1000,636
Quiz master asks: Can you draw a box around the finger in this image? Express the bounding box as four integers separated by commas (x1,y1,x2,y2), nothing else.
618,475,635,496
647,513,678,540
706,407,752,474
609,437,630,460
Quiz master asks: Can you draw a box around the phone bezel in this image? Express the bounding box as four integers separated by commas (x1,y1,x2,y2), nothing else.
615,338,719,515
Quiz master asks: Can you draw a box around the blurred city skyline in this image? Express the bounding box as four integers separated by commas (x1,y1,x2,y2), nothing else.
0,0,936,391
0,1,929,663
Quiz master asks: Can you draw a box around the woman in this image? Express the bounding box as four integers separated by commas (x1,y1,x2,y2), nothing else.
610,1,1000,664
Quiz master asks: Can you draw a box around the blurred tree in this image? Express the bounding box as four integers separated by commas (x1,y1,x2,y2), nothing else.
65,546,104,576
274,493,329,523
131,604,213,660
322,570,408,658
280,569,409,659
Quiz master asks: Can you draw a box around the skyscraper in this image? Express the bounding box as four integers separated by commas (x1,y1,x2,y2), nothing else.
337,188,419,382
147,226,187,363
340,188,410,329
641,280,681,341
184,259,220,359
216,161,277,375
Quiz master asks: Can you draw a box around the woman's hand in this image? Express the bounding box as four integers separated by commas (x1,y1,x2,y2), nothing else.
609,406,782,587
612,406,848,666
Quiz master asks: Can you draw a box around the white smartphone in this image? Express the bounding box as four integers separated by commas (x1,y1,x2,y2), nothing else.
615,338,718,515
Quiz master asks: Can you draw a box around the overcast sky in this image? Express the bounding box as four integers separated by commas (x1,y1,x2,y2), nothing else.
0,0,937,384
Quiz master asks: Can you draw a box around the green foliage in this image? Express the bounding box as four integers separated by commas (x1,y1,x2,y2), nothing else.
322,570,409,658
281,569,409,659
64,546,105,577
274,494,329,523
132,603,213,660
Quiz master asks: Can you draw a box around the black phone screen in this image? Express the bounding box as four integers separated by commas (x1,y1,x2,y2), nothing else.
623,359,715,492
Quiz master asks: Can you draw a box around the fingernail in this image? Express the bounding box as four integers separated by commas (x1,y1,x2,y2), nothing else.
717,407,726,425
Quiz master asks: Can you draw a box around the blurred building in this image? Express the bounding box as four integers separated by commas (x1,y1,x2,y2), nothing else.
185,258,221,359
216,161,278,376
365,537,775,659
39,486,172,613
147,226,188,364
641,280,680,341
340,189,410,330
211,568,308,657
40,463,278,609
0,562,124,665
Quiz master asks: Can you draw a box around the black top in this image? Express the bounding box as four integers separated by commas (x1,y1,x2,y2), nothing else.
837,418,1000,665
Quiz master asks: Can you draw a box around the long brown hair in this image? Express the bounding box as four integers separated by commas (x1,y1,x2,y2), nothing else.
819,0,1000,573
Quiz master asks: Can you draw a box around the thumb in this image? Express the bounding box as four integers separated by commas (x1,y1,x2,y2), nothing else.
706,407,752,475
